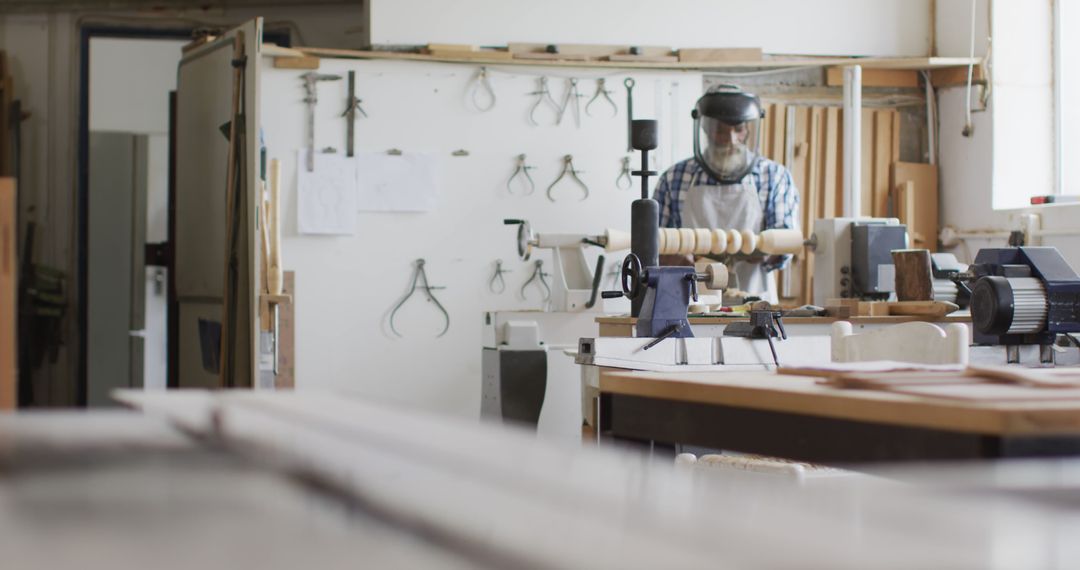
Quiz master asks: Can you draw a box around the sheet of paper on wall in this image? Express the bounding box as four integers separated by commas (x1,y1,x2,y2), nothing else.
356,151,439,212
297,150,358,235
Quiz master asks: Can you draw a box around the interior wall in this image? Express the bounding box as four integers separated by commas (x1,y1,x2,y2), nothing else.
261,58,700,416
370,0,932,57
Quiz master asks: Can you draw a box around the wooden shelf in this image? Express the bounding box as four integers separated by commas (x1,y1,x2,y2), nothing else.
288,47,979,73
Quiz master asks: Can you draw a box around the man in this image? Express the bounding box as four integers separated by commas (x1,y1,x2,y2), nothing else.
653,84,800,303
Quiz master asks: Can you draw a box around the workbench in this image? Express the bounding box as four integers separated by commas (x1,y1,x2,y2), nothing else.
596,314,972,338
598,369,1080,463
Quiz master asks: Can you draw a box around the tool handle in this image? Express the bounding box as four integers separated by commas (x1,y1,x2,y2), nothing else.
503,219,525,225
601,291,624,299
585,255,606,309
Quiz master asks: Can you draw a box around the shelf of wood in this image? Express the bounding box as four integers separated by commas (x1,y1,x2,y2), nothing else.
289,47,980,73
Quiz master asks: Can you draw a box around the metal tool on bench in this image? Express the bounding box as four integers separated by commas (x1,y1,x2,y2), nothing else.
806,218,909,305
930,252,971,308
301,71,342,171
960,247,1080,364
504,218,631,312
724,303,788,366
341,70,367,158
388,258,450,338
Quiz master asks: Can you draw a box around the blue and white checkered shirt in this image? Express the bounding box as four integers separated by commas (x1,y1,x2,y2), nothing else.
653,156,800,271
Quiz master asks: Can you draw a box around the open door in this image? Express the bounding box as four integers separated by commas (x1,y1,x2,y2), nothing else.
173,19,262,388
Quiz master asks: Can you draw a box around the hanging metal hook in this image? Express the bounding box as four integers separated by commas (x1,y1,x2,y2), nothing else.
585,78,618,118
388,258,450,338
528,76,561,126
556,78,584,127
489,259,511,294
506,153,536,195
546,154,589,202
616,156,632,190
468,66,496,112
520,259,551,302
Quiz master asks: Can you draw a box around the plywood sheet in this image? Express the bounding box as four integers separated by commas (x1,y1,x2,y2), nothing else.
891,162,938,251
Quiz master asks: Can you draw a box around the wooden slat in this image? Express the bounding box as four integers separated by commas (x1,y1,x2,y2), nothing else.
678,47,763,62
770,103,786,164
825,67,921,88
859,108,874,217
892,162,939,251
823,108,841,217
0,178,15,410
276,271,295,389
872,110,892,217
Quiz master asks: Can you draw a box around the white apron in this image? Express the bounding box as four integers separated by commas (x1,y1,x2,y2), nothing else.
681,175,779,303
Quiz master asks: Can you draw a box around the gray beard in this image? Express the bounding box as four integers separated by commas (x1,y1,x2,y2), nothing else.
706,145,750,177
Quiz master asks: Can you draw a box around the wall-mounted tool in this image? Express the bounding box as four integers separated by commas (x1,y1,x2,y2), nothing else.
468,66,496,112
586,78,618,118
301,71,342,171
960,247,1080,364
489,259,511,294
616,156,632,190
504,218,628,312
545,155,588,202
623,78,636,152
556,78,583,127
520,259,551,303
506,154,536,195
341,70,367,158
389,258,450,338
528,77,561,126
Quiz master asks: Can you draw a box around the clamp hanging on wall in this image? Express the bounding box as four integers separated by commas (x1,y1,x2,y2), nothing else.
489,259,511,294
468,66,497,112
389,258,450,338
546,154,588,202
528,76,561,126
520,259,551,303
506,153,536,195
616,156,632,190
586,78,618,118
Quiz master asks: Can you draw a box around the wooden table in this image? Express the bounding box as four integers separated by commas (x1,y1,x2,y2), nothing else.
598,369,1080,463
596,314,971,337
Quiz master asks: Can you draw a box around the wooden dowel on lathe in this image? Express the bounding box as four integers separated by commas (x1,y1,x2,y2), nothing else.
892,249,934,301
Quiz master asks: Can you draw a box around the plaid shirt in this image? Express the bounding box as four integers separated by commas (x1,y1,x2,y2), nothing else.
653,156,800,271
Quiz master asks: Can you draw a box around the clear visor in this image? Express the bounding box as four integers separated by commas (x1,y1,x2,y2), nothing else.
696,117,760,183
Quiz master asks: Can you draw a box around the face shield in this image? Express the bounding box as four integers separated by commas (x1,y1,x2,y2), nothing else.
692,88,764,184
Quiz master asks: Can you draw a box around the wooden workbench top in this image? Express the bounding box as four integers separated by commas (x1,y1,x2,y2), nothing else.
600,369,1080,436
596,314,971,325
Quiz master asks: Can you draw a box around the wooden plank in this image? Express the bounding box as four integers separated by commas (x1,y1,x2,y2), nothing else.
678,47,763,62
272,56,320,70
508,43,673,58
801,107,820,305
930,64,986,88
825,67,920,88
0,178,15,410
770,103,786,164
823,108,840,218
276,271,295,389
859,108,874,217
888,300,958,317
606,54,679,63
431,49,514,61
895,180,918,242
891,162,939,251
872,110,892,217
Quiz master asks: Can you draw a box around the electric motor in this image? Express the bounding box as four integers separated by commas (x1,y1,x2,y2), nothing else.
971,276,1049,335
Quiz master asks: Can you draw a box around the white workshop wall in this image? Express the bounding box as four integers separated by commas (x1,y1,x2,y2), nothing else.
261,58,701,415
370,0,932,57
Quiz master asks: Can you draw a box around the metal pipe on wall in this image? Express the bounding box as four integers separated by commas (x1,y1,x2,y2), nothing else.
842,65,862,217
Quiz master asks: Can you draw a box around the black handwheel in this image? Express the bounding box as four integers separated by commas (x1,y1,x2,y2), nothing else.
621,253,643,299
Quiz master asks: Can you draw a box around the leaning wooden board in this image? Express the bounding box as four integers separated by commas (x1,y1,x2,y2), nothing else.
599,370,1080,435
0,178,15,409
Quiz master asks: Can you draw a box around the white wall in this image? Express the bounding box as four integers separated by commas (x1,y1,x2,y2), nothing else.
371,0,932,57
261,58,700,416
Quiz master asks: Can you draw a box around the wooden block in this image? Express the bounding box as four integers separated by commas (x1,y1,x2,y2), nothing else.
892,249,933,301
0,178,16,410
825,67,920,88
273,56,320,70
606,54,678,63
888,300,959,317
858,301,890,317
426,43,480,52
827,298,860,309
825,306,853,319
930,65,986,88
261,43,306,58
678,47,763,62
430,49,514,60
513,52,591,61
276,271,296,389
891,162,939,251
